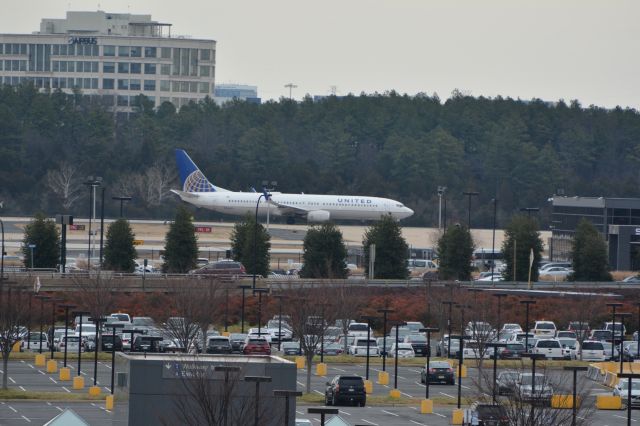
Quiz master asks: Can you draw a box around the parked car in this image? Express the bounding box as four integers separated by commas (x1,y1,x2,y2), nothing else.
622,275,640,283
420,360,455,385
567,321,590,339
133,335,164,352
604,321,626,341
316,342,343,356
376,337,392,357
590,329,613,342
403,334,429,357
539,266,573,278
462,340,492,359
517,373,553,403
579,340,607,361
622,341,639,361
497,370,519,395
325,375,366,407
405,321,425,334
556,330,577,339
347,323,371,337
101,333,123,352
614,379,640,408
188,260,246,276
538,262,572,274
388,326,411,341
464,403,509,426
532,339,564,360
476,273,504,282
58,335,81,353
247,328,272,343
532,321,557,338
389,343,415,358
498,342,526,359
229,333,247,353
206,336,232,354
243,337,271,355
349,337,379,357
464,321,495,339
500,323,523,334
436,335,462,358
602,341,620,361
282,341,302,356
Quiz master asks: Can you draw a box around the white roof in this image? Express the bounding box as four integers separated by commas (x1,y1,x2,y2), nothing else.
44,409,90,426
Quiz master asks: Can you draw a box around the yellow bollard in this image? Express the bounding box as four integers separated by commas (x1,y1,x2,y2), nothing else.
551,395,578,409
221,331,230,337
105,395,114,410
12,341,22,352
389,388,401,398
295,356,305,369
316,363,327,376
34,354,46,367
364,380,373,394
420,399,433,414
452,408,464,425
59,367,71,381
88,385,101,397
596,394,622,410
73,375,85,390
457,364,467,378
46,359,58,374
377,370,389,385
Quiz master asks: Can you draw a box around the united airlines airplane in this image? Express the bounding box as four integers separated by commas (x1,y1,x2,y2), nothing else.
171,149,414,223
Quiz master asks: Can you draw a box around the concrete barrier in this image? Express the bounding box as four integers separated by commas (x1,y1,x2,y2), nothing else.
46,359,58,374
452,408,464,425
364,380,373,394
420,399,433,414
295,356,305,369
73,375,85,390
551,395,580,409
457,364,467,378
596,394,622,410
105,395,114,410
88,386,101,396
389,388,401,398
59,367,71,381
315,363,327,376
377,371,389,385
34,354,46,367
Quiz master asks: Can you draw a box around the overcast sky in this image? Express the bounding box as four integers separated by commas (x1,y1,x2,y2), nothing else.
3,1,639,108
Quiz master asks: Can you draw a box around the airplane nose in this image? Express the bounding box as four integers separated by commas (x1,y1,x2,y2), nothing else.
405,207,414,217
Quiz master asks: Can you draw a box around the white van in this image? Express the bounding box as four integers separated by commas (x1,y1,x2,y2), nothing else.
532,339,564,359
533,321,557,338
347,323,372,337
348,337,379,356
579,341,606,361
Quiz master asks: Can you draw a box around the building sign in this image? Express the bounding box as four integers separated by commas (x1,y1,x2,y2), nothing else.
69,224,85,231
195,226,212,233
68,36,97,45
636,228,640,235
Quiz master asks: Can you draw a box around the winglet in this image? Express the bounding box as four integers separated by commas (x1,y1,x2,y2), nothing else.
174,149,218,192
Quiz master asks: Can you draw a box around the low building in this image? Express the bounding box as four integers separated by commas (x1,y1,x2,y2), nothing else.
213,83,260,105
114,353,297,425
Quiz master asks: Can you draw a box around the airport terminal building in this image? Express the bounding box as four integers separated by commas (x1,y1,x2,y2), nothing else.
0,11,216,115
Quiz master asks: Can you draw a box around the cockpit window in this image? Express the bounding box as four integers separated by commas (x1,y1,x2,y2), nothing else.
396,204,404,208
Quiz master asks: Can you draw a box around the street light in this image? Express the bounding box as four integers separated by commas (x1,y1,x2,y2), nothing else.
274,389,302,426
72,311,90,376
59,304,76,368
215,366,241,426
111,196,132,217
84,176,102,269
89,317,108,387
238,284,252,333
28,243,36,270
636,303,640,360
307,407,338,426
253,288,270,339
493,293,507,338
486,342,507,403
563,366,588,426
617,372,640,426
491,198,498,276
273,294,286,351
377,308,395,372
245,375,272,426
462,191,479,229
607,302,624,360
35,295,50,354
252,188,271,290
524,353,546,420
361,315,378,382
318,303,330,364
391,320,407,390
48,298,62,359
443,301,454,357
419,327,439,400
437,186,446,230
616,312,632,374
520,300,536,351
455,304,470,409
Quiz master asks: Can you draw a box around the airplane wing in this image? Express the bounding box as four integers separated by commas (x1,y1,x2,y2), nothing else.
267,199,310,217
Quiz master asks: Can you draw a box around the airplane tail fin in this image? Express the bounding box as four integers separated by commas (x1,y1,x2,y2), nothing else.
174,149,228,192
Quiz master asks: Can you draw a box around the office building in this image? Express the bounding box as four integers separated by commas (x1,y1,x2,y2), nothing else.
0,11,216,114
213,83,260,105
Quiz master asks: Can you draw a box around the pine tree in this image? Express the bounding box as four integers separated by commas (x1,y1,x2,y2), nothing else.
502,215,544,281
163,206,198,273
103,219,137,272
21,213,60,269
230,214,270,277
437,224,474,280
300,223,348,278
362,214,409,279
570,219,612,281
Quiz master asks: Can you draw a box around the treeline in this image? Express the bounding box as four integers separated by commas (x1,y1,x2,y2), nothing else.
2,83,640,227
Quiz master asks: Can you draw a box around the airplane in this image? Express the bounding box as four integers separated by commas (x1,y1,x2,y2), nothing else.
171,149,414,223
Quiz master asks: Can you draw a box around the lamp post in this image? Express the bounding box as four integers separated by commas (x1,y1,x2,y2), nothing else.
617,372,640,426
486,342,507,403
35,295,50,354
28,244,36,270
274,390,302,426
419,327,439,400
238,284,252,333
99,187,105,268
224,283,229,333
48,298,62,359
89,317,107,387
84,176,102,270
307,408,338,426
456,304,469,409
245,375,272,426
318,303,330,364
437,186,446,230
608,302,623,360
491,198,498,276
443,301,454,357
253,288,269,340
72,311,90,375
520,300,536,351
493,293,507,339
462,191,479,229
59,304,76,367
109,323,120,395
111,196,132,218
524,353,545,420
563,366,588,426
616,312,632,373
391,321,407,390
252,189,271,290
636,303,640,359
377,308,395,372
215,366,241,426
273,294,285,351
361,315,378,381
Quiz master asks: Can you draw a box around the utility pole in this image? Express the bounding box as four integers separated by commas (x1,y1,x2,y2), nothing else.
284,83,297,100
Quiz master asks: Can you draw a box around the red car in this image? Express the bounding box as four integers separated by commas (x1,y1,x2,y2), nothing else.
243,337,271,355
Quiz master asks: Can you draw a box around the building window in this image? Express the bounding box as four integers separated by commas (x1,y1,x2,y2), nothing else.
160,64,170,75
144,80,156,91
118,79,129,90
160,80,170,91
103,45,116,56
118,46,129,57
103,78,115,89
199,82,209,94
117,95,129,106
144,63,156,74
130,46,141,57
130,63,141,74
172,81,180,92
144,47,157,58
117,62,129,73
199,65,209,77
129,79,141,91
161,47,171,59
103,62,115,73
200,49,210,61
189,82,198,93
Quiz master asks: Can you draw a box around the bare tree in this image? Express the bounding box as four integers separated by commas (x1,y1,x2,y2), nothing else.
130,162,177,207
46,161,83,211
0,280,30,390
331,282,363,354
73,272,118,322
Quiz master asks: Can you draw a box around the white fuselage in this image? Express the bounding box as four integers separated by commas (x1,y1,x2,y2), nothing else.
175,191,413,221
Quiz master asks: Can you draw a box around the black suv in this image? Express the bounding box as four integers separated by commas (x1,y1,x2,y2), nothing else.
206,337,232,354
325,375,366,407
101,334,123,352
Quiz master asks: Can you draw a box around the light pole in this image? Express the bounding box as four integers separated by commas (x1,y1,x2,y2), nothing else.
636,303,640,359
437,186,446,230
224,283,229,333
524,352,545,420
491,198,498,276
273,294,285,351
493,293,507,339
252,189,271,290
455,304,469,409
0,218,4,290
72,311,90,375
307,408,338,426
111,196,132,218
59,304,76,367
215,366,241,426
616,312,632,373
274,390,302,426
486,342,506,403
238,284,251,333
245,375,272,426
254,288,269,339
361,315,378,382
48,298,62,359
462,191,479,229
84,176,102,269
377,308,395,372
35,295,50,354
419,327,439,400
608,302,623,360
443,301,454,357
284,83,297,100
89,317,107,387
618,372,640,426
391,321,407,390
520,300,536,351
28,244,36,270
318,303,330,364
563,366,588,426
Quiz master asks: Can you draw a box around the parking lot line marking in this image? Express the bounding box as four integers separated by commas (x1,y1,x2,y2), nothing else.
28,364,34,369
21,415,31,423
613,415,636,422
332,367,346,372
397,376,407,380
81,371,87,376
359,419,379,425
9,377,15,383
49,377,57,384
46,402,52,406
410,421,427,426
401,392,413,398
104,387,110,392
439,392,455,399
8,405,17,413
313,390,323,395
415,381,425,387
19,386,26,392
381,410,399,417
296,411,304,415
62,387,71,393
338,410,351,416
56,407,63,412
408,369,421,373
38,370,46,375
296,381,306,387
461,385,471,390
434,412,446,418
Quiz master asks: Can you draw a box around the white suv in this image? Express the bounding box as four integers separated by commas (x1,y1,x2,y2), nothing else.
348,337,379,356
579,340,606,361
532,339,563,360
533,321,557,338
